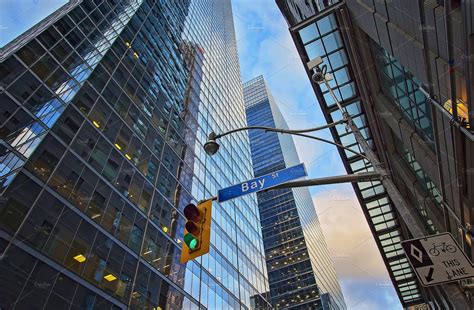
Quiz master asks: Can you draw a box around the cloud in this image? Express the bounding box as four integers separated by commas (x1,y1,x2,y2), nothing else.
313,188,389,279
233,0,351,180
233,0,343,177
340,278,402,310
313,188,402,309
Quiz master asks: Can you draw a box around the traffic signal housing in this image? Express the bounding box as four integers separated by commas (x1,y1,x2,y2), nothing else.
180,199,212,263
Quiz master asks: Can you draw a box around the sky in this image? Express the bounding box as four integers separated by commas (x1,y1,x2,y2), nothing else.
0,0,67,47
231,0,403,309
1,0,402,308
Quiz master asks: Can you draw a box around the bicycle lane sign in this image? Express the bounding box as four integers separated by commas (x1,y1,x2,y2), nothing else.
401,233,474,287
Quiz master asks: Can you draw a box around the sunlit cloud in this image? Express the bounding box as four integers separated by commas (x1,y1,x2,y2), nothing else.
340,278,402,310
313,187,402,310
313,188,388,278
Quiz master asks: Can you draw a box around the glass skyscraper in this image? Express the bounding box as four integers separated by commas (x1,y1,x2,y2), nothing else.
0,0,270,309
243,76,345,310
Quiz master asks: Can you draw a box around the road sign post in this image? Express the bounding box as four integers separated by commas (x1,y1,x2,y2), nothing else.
217,163,307,203
401,233,474,287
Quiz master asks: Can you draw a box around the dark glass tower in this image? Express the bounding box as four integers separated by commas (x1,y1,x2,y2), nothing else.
0,1,269,309
243,76,345,310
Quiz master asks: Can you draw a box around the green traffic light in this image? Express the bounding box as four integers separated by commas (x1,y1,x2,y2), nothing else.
184,233,198,250
190,238,198,249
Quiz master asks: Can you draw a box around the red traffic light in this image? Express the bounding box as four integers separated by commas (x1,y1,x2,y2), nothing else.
184,203,202,222
185,221,200,235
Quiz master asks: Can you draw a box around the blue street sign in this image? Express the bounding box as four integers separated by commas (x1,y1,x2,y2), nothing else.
217,163,307,203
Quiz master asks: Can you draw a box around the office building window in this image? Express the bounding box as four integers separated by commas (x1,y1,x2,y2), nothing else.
372,42,435,148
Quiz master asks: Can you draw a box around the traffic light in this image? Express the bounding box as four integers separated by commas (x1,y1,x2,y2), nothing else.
180,199,212,263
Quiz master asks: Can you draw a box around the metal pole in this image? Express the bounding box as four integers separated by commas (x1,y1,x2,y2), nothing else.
214,120,345,140
210,123,371,160
270,171,381,190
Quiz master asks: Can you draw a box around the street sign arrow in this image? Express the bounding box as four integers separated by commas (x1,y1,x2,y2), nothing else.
425,267,434,283
217,163,307,203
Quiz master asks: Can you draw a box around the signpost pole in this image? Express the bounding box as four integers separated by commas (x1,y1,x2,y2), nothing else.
270,171,381,189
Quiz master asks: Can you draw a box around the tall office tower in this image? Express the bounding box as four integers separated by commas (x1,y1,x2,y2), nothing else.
243,76,346,310
277,0,474,308
0,0,270,309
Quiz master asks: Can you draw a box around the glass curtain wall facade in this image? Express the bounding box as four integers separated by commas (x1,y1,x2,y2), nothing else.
0,0,270,309
243,76,345,310
371,41,449,238
371,42,434,149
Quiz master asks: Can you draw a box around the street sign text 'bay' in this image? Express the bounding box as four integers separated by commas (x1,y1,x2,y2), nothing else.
217,163,307,202
401,233,474,287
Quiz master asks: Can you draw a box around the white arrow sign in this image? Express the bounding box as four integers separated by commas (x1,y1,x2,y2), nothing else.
401,233,474,287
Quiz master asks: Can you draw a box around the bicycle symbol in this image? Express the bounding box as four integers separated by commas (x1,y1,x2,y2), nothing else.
428,242,456,256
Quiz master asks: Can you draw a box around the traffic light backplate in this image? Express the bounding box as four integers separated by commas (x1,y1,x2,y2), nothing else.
180,199,212,263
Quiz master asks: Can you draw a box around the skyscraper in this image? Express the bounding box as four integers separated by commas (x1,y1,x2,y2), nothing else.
0,0,270,309
277,0,473,308
243,75,346,310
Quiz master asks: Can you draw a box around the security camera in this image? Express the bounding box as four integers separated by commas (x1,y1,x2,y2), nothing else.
307,57,330,84
312,68,325,83
312,63,330,84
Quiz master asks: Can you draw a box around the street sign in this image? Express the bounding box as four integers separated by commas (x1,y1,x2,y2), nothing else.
217,163,307,203
401,233,474,287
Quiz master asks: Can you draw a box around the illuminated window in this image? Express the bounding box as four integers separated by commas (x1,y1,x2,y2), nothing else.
73,254,86,263
443,99,470,126
104,274,117,281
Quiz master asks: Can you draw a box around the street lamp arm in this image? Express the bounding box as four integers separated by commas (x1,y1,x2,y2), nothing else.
214,126,286,139
215,127,369,160
214,120,345,139
208,119,368,159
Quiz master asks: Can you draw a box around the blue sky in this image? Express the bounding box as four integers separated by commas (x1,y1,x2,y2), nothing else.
0,0,67,47
231,0,402,309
